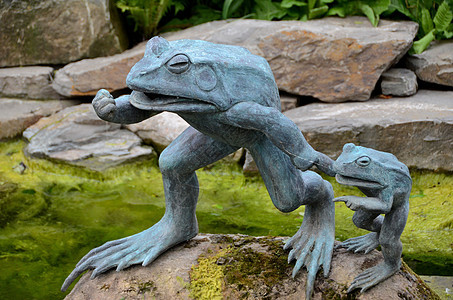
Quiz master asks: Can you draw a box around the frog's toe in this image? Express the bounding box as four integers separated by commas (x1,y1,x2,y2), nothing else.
347,262,398,293
341,232,379,253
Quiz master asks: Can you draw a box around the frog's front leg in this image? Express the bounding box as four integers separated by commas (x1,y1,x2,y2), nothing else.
93,89,158,124
61,127,238,291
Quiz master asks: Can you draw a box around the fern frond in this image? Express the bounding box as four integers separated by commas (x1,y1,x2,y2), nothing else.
434,1,453,31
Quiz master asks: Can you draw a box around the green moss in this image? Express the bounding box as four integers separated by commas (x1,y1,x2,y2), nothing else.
189,249,226,300
0,139,452,299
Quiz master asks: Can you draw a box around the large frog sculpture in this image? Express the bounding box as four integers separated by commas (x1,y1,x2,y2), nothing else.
333,143,412,293
62,37,336,298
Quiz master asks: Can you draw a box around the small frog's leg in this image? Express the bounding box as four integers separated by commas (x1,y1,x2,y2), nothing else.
93,89,158,124
249,135,334,300
61,127,238,292
222,102,335,176
348,202,409,293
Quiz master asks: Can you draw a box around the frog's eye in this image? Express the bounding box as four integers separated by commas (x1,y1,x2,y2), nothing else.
355,156,371,167
166,54,190,74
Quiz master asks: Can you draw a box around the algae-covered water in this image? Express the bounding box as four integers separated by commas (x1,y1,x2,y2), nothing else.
0,139,452,299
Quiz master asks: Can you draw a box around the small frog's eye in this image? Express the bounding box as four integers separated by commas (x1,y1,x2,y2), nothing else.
355,156,371,167
166,54,190,74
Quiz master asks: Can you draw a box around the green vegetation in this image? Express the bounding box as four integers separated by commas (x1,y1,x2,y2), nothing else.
114,0,453,52
0,139,452,299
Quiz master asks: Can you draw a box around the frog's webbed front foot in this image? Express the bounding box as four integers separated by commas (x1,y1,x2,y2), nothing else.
348,261,400,293
338,232,379,254
284,198,335,299
61,216,197,291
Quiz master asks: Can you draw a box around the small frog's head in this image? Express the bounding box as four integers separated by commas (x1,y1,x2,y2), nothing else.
333,143,410,190
126,37,279,112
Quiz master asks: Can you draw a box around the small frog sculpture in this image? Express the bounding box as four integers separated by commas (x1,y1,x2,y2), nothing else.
61,37,336,299
333,143,412,293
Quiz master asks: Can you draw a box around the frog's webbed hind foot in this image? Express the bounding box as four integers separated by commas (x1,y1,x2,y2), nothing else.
284,199,335,299
61,217,198,292
347,262,399,293
337,232,379,254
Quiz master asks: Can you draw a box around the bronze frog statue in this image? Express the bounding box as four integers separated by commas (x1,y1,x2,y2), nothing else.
333,143,412,293
62,37,336,299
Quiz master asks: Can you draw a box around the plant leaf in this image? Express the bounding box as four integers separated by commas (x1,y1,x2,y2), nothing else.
434,1,453,31
421,8,434,35
281,0,308,8
309,5,329,19
412,29,436,54
327,6,345,17
359,3,377,26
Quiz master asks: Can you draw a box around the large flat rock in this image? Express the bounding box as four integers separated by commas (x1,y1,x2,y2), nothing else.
65,234,439,300
53,44,145,97
405,40,453,87
0,66,60,99
23,104,154,171
0,0,127,67
164,17,418,102
0,98,77,139
284,90,453,171
52,18,417,102
126,112,190,153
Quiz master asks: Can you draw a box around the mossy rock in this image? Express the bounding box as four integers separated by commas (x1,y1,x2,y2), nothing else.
65,234,440,300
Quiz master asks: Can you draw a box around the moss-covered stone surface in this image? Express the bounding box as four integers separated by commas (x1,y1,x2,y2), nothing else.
0,139,451,299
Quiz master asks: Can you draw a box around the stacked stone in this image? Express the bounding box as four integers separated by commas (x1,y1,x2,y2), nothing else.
1,14,452,172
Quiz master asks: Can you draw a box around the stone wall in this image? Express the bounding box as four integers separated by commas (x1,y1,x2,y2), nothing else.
0,17,452,172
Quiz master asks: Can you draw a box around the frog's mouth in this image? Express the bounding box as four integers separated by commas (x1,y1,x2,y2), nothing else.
129,91,219,113
335,174,385,189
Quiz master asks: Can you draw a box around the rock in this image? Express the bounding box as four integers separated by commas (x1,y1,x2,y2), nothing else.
0,0,127,67
381,68,418,96
164,17,418,102
280,94,298,112
0,66,60,99
126,112,190,153
65,234,439,300
243,150,259,176
405,40,453,87
420,276,453,299
0,98,77,139
284,90,453,171
23,104,154,171
52,43,146,97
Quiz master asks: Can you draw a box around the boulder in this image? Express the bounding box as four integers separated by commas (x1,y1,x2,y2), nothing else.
405,40,453,87
0,0,127,67
23,104,154,171
280,94,298,112
126,112,190,153
164,17,418,102
380,68,418,96
284,90,453,171
53,43,146,97
243,150,259,176
65,234,439,300
52,18,418,102
0,66,60,99
0,98,77,140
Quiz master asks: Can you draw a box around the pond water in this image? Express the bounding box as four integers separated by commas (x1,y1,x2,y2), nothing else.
0,139,452,299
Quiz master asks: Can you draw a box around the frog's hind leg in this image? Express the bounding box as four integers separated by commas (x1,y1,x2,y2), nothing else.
339,211,383,253
348,202,408,293
61,127,238,292
249,135,335,300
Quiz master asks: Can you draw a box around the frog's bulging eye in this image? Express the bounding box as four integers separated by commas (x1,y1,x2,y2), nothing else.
355,156,371,167
166,54,190,74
